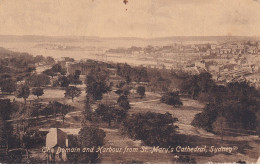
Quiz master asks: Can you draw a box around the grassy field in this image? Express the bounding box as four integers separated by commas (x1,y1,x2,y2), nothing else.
99,91,260,163
1,82,259,163
41,89,260,163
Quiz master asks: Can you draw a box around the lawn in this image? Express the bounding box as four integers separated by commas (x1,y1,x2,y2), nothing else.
100,128,175,163
110,93,260,163
2,84,259,163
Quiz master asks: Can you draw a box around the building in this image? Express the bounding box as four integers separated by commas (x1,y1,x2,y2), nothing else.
67,60,107,75
195,60,213,70
211,44,217,50
247,46,258,54
46,128,68,162
219,48,232,54
44,128,81,162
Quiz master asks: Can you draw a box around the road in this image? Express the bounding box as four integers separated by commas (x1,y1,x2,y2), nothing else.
129,99,160,105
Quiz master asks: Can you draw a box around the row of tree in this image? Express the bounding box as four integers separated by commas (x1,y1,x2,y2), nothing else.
72,67,109,162
190,78,260,136
0,99,20,158
115,62,260,137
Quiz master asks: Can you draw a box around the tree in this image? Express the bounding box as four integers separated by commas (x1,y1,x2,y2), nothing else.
40,101,73,123
180,72,216,100
26,66,36,73
25,74,50,87
45,56,55,65
29,103,42,118
16,76,24,82
58,76,70,87
191,80,260,134
1,74,12,79
32,87,44,99
0,99,17,153
53,102,72,124
212,116,228,140
51,64,62,73
160,92,183,107
117,95,130,110
68,74,82,86
60,68,67,75
137,86,145,98
121,85,131,96
75,70,81,79
197,72,215,93
16,85,30,105
68,126,105,163
115,89,123,95
95,104,127,126
0,118,13,154
116,81,126,89
52,79,60,87
191,103,218,131
256,110,260,137
21,132,31,159
20,130,44,159
1,79,17,94
85,72,110,101
83,95,93,123
125,75,131,84
180,75,200,99
34,55,45,63
122,112,179,146
78,126,105,149
0,99,17,120
60,105,71,124
43,69,56,78
64,86,82,102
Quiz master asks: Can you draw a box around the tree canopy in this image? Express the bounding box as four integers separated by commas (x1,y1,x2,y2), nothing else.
85,71,110,101
32,87,44,98
0,79,17,94
25,74,50,87
117,95,131,110
95,104,127,126
58,76,70,87
122,112,179,146
0,99,18,120
67,126,105,163
192,81,260,133
161,92,183,107
137,86,146,98
16,85,30,104
64,86,82,102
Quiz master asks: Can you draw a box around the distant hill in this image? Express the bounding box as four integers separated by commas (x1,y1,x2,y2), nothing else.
150,36,260,42
0,35,259,43
0,47,31,58
0,35,101,43
0,47,13,54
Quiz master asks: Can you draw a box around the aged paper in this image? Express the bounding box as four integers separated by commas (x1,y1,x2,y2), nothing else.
0,0,259,163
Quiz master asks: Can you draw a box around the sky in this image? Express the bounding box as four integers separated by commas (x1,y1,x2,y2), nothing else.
0,0,260,38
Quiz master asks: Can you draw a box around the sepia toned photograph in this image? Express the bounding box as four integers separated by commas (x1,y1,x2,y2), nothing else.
0,0,260,163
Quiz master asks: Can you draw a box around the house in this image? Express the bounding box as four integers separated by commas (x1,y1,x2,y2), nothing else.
219,48,232,54
195,60,213,70
256,156,260,164
211,44,217,50
46,128,68,162
247,46,258,54
67,60,107,75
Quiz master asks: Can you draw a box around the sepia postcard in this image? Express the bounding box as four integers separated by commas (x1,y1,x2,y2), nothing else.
0,0,260,163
